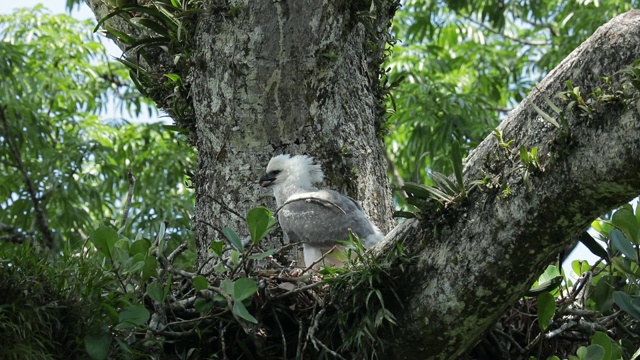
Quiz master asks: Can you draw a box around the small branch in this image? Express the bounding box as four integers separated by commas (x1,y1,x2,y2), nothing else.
0,105,54,250
270,281,325,300
296,320,305,360
168,295,197,311
154,327,198,338
120,169,135,228
167,242,189,263
221,323,229,360
157,234,196,279
0,233,26,243
272,307,287,360
493,328,523,353
520,331,543,355
299,245,339,275
545,320,577,339
0,223,26,243
308,308,346,360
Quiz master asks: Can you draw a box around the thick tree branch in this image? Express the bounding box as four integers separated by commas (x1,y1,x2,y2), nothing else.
377,10,640,359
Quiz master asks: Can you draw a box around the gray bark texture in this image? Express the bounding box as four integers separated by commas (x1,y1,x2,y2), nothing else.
84,0,640,358
189,0,397,269
376,10,640,359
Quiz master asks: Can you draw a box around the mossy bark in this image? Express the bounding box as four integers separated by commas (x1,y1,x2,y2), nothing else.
375,10,640,359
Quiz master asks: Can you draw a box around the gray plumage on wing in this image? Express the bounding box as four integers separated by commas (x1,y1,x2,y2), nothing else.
259,154,384,267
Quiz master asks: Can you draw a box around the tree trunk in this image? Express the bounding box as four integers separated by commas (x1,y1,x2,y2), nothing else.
189,0,397,268
85,0,640,358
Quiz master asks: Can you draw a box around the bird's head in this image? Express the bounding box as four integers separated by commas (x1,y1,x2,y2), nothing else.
259,154,324,190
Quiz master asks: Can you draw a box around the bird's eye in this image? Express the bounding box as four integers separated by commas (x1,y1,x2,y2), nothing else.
270,170,281,175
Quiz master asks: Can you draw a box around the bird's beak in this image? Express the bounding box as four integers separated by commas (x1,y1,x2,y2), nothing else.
259,173,277,187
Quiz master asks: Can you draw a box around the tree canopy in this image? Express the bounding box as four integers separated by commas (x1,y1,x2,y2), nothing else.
0,6,195,253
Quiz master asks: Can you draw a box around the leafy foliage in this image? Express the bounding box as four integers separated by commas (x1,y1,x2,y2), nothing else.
0,244,109,360
476,205,640,359
0,7,195,252
94,0,201,135
385,0,638,183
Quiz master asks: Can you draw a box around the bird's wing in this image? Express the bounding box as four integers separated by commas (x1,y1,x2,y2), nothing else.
277,189,379,247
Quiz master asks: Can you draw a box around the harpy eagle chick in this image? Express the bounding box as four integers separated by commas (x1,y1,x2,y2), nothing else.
259,154,384,268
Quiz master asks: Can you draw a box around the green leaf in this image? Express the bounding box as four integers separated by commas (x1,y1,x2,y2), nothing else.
223,226,243,251
543,96,563,114
91,226,118,258
610,229,637,261
132,18,171,37
519,145,530,163
164,73,181,82
430,172,458,196
111,247,130,267
246,206,276,244
117,304,150,329
123,253,146,274
578,232,608,259
592,276,614,313
115,238,130,251
194,298,213,313
612,205,639,244
233,301,257,323
220,279,234,297
210,240,224,257
393,211,416,219
526,276,562,296
103,24,136,45
538,265,561,283
156,221,167,245
576,345,606,360
590,332,612,360
101,303,120,325
613,291,640,320
193,275,209,291
536,292,556,331
610,257,640,277
451,140,464,193
233,278,257,301
530,101,560,128
129,238,151,256
84,332,112,360
141,256,158,282
591,219,614,237
147,282,164,303
164,275,173,300
571,260,591,277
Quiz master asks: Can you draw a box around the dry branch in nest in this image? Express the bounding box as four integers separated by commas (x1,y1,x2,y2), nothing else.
140,237,408,360
469,264,636,360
